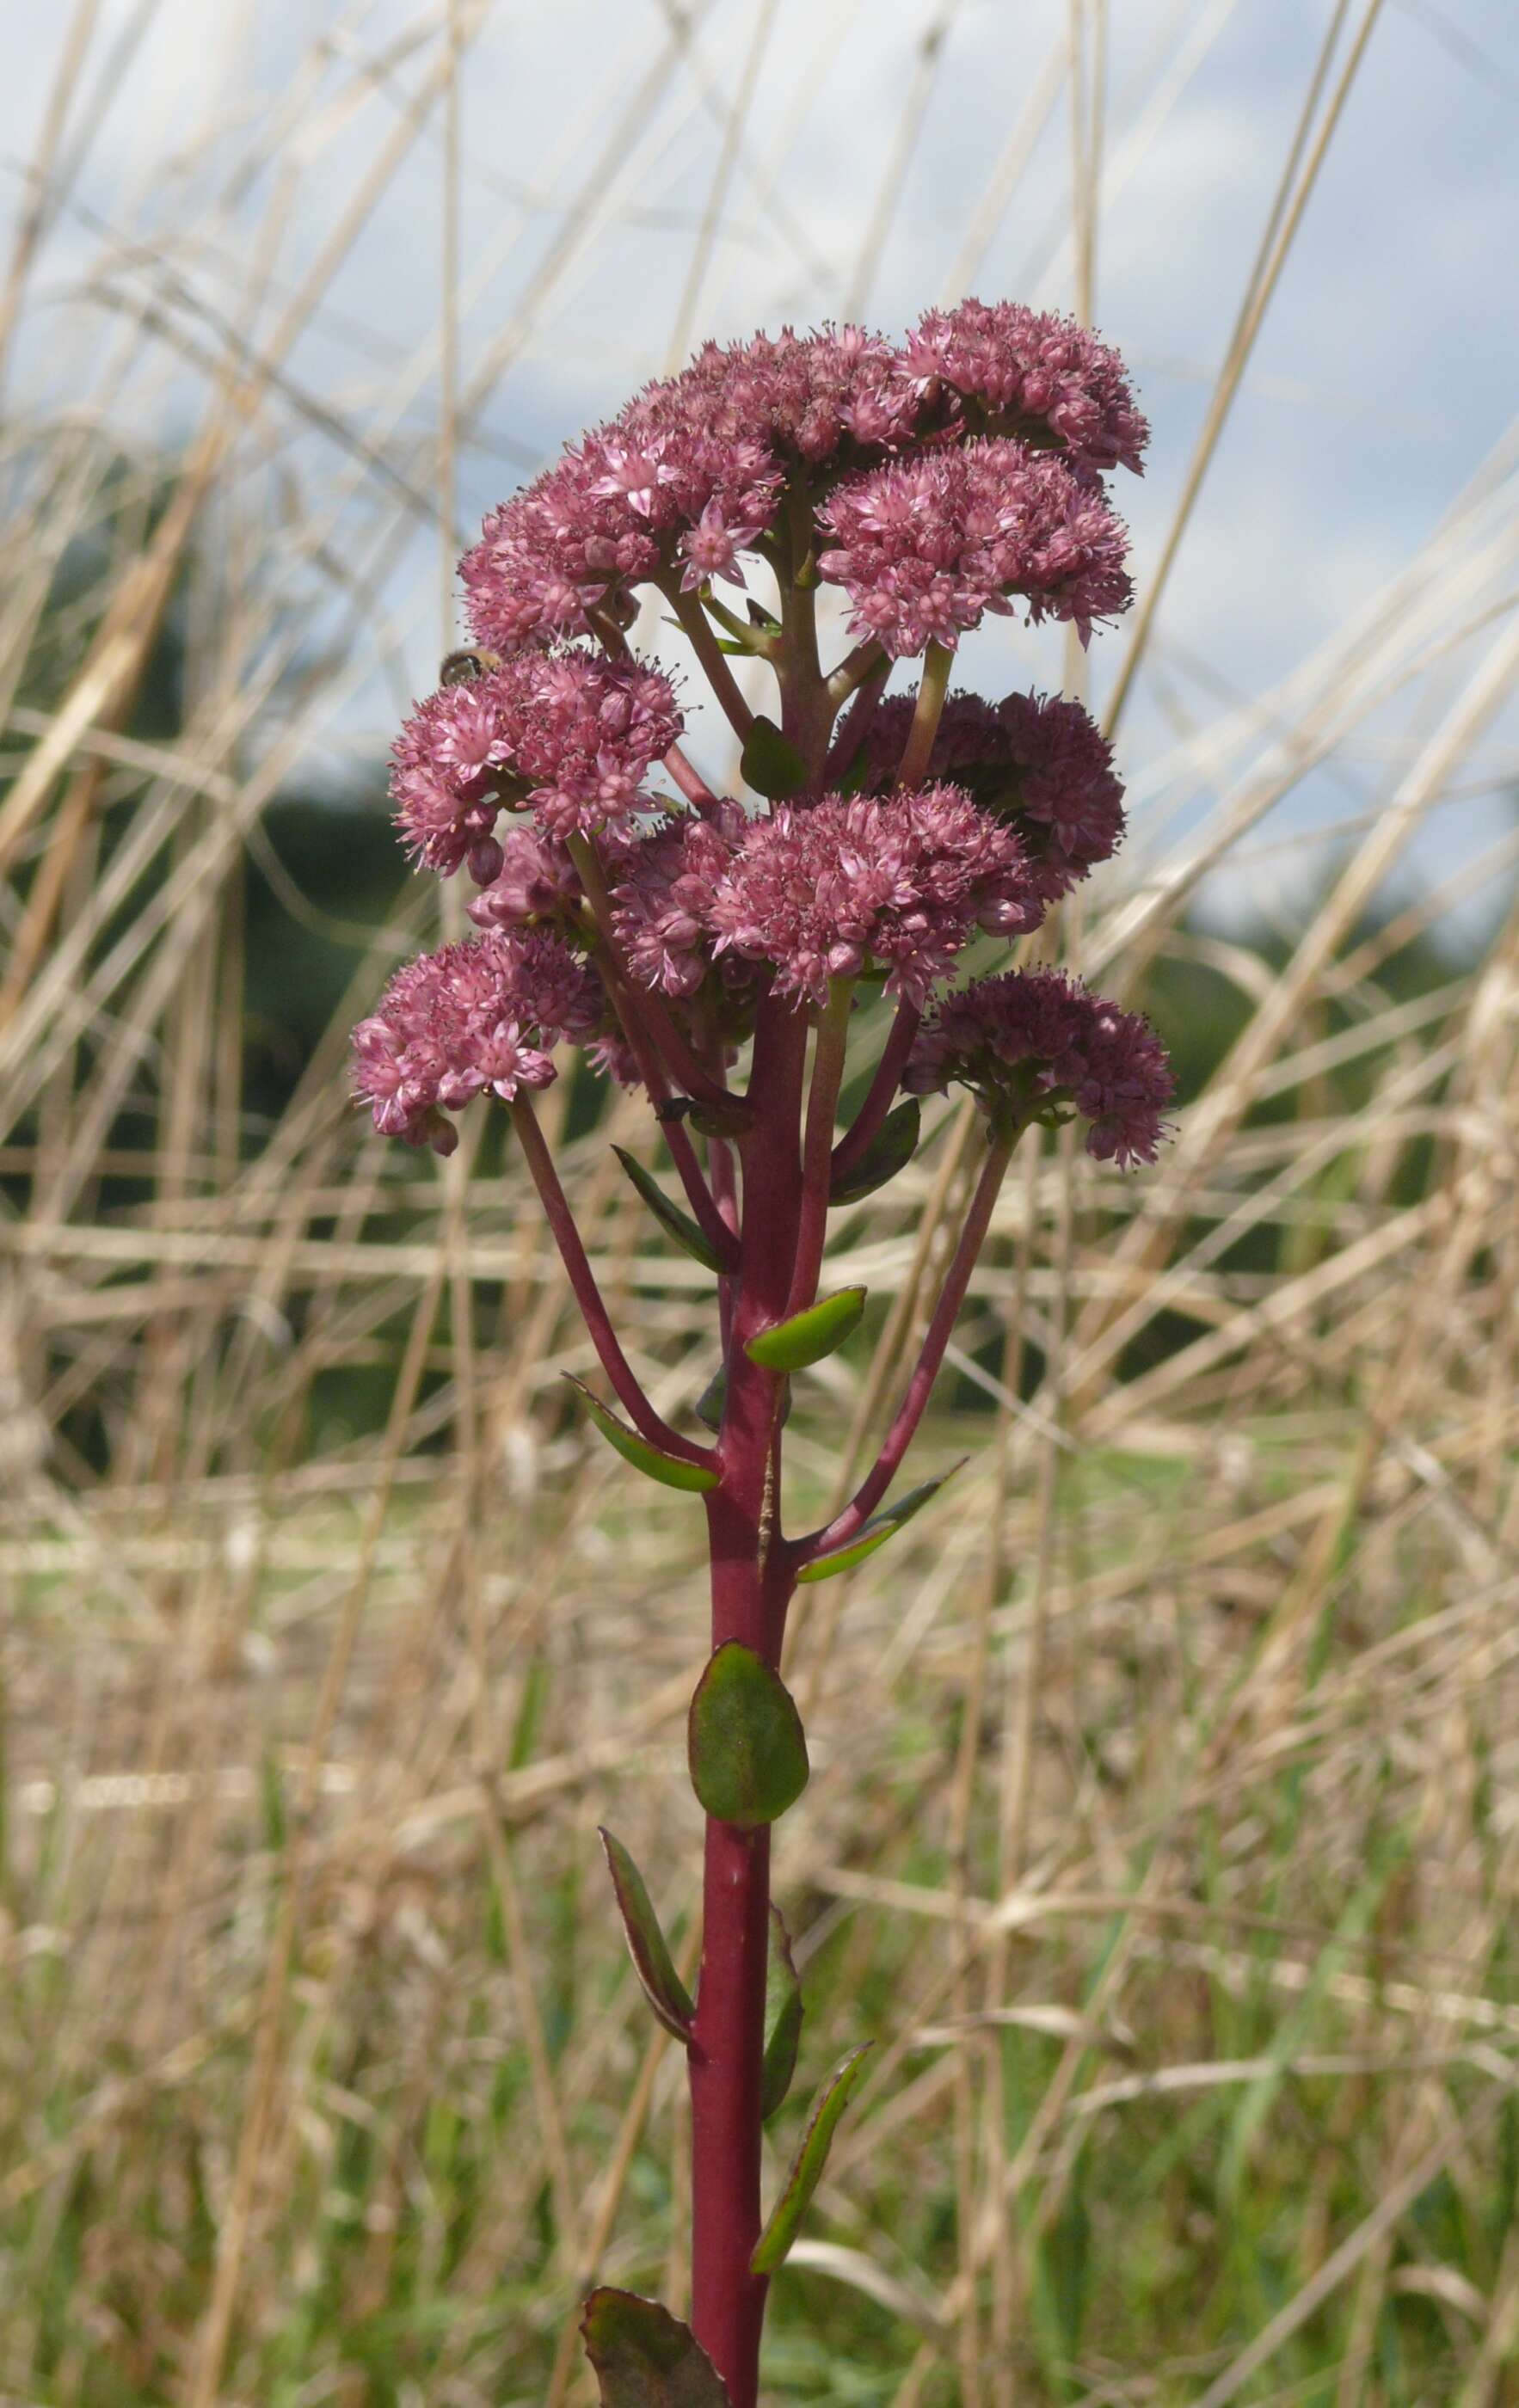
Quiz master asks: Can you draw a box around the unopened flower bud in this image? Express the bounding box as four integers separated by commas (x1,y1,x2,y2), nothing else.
468,837,505,887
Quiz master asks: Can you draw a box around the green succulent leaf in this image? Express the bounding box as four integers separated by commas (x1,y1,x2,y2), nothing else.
613,1146,728,1275
750,2043,875,2276
693,1364,726,1433
695,1362,790,1435
564,1376,719,1493
744,1287,866,1373
761,1904,804,2121
796,1461,966,1584
581,2289,731,2408
687,1096,752,1141
688,1643,809,1829
598,1828,695,2044
829,1098,922,1205
740,713,807,802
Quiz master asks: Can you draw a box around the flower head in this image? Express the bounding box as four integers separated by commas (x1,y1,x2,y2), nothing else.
391,651,681,869
862,688,1125,900
904,298,1149,475
905,968,1173,1165
351,929,602,1151
613,789,1039,1011
818,439,1132,658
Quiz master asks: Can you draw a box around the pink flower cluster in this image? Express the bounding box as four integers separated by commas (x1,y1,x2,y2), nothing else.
863,688,1125,900
612,788,1038,1010
905,969,1174,1166
904,299,1150,474
817,440,1132,657
354,306,1165,1166
391,653,681,869
611,801,751,999
458,307,1144,660
351,929,602,1151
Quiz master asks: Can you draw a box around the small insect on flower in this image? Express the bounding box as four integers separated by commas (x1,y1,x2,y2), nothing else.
438,646,503,686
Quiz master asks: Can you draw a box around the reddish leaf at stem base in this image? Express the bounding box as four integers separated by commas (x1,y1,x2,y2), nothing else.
581,2288,732,2407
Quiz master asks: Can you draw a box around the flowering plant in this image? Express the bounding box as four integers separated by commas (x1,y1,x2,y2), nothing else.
354,301,1172,2408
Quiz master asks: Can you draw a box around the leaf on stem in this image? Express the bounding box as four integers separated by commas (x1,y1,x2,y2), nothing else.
613,1146,729,1275
688,1643,809,1829
564,1376,719,1494
761,1903,804,2121
693,1363,726,1433
694,1363,790,1435
597,1828,695,2044
796,1461,966,1585
739,713,807,801
829,1098,922,1205
745,1287,866,1373
581,2289,731,2407
750,2043,875,2276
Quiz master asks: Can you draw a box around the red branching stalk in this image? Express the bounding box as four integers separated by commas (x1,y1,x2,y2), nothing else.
510,1096,716,1468
830,998,922,1185
797,1123,1017,1568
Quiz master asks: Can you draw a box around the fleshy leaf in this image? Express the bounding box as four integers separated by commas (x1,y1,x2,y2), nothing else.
687,1095,753,1142
796,1462,966,1584
696,1363,790,1436
745,1287,866,1373
750,2043,874,2276
829,1098,922,1206
761,1904,804,2121
598,1828,694,2044
581,2289,730,2408
740,712,807,802
564,1376,720,1493
688,1643,809,1829
614,1146,729,1275
693,1364,726,1434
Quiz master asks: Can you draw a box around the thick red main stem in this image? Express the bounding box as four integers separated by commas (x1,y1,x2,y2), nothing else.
688,999,804,2408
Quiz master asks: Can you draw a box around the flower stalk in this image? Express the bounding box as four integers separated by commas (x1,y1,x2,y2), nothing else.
349,302,1171,2408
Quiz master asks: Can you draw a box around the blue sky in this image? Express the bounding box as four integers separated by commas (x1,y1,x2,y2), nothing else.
5,0,1517,928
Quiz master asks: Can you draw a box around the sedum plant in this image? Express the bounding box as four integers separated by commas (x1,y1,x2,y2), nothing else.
352,301,1172,2408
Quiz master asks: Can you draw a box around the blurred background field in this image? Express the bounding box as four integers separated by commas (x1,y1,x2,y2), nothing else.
2,3,1518,2402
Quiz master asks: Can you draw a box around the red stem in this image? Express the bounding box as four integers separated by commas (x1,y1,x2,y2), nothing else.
822,653,891,784
663,580,756,740
786,979,852,1318
794,1123,1016,1565
664,741,720,810
829,999,921,1185
509,1096,715,1467
689,997,805,2407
